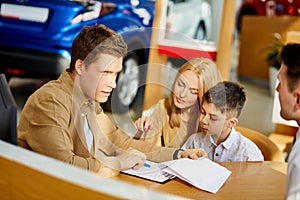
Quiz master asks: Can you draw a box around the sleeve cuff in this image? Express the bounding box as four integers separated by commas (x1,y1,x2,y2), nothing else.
173,149,184,160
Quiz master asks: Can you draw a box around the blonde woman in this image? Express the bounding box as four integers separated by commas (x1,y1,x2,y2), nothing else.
134,57,222,147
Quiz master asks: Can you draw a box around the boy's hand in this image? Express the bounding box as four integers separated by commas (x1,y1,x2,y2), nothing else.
179,148,208,160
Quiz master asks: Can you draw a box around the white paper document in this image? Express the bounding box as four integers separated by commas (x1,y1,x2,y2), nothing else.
159,158,231,193
122,158,231,193
122,160,175,183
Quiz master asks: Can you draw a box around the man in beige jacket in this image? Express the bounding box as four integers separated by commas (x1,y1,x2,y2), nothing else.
17,24,205,177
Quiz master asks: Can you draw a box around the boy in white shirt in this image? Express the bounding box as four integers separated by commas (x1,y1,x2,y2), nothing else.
182,81,264,162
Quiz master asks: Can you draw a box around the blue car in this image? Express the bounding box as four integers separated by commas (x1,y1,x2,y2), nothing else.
0,0,155,113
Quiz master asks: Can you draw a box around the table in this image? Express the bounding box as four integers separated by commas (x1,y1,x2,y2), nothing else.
114,161,287,200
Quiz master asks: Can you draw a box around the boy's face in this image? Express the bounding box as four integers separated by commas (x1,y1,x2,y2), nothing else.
78,54,122,103
200,102,227,137
199,101,237,143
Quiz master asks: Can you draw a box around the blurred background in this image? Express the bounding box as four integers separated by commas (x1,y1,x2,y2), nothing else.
2,0,300,140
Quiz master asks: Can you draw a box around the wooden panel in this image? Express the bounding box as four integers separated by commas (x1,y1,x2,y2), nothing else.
238,16,300,80
0,141,184,200
286,31,300,43
269,133,294,152
273,124,299,136
143,0,168,110
215,0,236,80
0,156,119,200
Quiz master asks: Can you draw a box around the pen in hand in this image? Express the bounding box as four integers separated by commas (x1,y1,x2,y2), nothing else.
143,162,151,168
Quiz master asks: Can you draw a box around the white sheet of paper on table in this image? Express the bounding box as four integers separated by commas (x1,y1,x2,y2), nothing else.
159,158,231,193
122,158,231,193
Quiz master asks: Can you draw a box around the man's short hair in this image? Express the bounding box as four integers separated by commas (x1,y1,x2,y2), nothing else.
69,24,127,72
280,43,300,92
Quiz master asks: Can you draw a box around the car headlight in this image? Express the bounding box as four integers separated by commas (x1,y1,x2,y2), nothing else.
71,1,116,24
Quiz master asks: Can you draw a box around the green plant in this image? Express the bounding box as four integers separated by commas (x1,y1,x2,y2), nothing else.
265,42,284,70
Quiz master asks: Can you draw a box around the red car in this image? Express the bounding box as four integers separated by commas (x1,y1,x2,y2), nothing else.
237,0,300,31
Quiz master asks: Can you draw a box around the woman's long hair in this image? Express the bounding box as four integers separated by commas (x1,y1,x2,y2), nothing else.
166,57,222,134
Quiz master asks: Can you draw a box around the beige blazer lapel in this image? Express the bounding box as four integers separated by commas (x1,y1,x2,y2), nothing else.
73,103,90,152
72,80,91,152
86,101,100,155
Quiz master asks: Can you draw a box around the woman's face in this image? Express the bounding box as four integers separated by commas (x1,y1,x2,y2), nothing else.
173,70,199,110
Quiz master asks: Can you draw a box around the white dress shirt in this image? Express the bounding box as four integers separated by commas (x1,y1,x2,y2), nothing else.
182,127,264,162
286,129,300,200
84,113,94,152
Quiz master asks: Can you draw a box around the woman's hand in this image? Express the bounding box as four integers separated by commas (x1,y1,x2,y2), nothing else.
134,116,153,134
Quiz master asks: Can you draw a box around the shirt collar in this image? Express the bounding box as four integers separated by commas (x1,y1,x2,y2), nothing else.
80,100,102,115
208,135,218,147
219,127,237,150
296,129,300,140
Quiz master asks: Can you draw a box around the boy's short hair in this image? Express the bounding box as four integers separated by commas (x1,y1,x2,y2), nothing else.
69,24,127,72
203,81,246,118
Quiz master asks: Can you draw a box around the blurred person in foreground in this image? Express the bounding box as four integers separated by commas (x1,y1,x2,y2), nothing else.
17,24,206,177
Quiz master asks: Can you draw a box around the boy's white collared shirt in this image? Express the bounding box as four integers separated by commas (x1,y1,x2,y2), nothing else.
182,127,264,162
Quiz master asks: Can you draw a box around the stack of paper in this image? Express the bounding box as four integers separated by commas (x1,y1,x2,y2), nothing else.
122,158,231,193
159,158,231,193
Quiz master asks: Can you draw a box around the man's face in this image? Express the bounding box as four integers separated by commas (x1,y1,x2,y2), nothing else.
276,64,296,120
79,54,122,103
173,70,199,110
199,101,228,137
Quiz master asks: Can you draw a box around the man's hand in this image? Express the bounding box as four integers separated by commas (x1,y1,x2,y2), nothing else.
179,148,208,160
116,147,146,170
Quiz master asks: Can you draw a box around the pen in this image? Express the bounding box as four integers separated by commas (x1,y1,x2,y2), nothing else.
143,162,151,168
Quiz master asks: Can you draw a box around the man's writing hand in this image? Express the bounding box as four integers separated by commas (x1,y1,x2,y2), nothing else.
117,147,146,170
